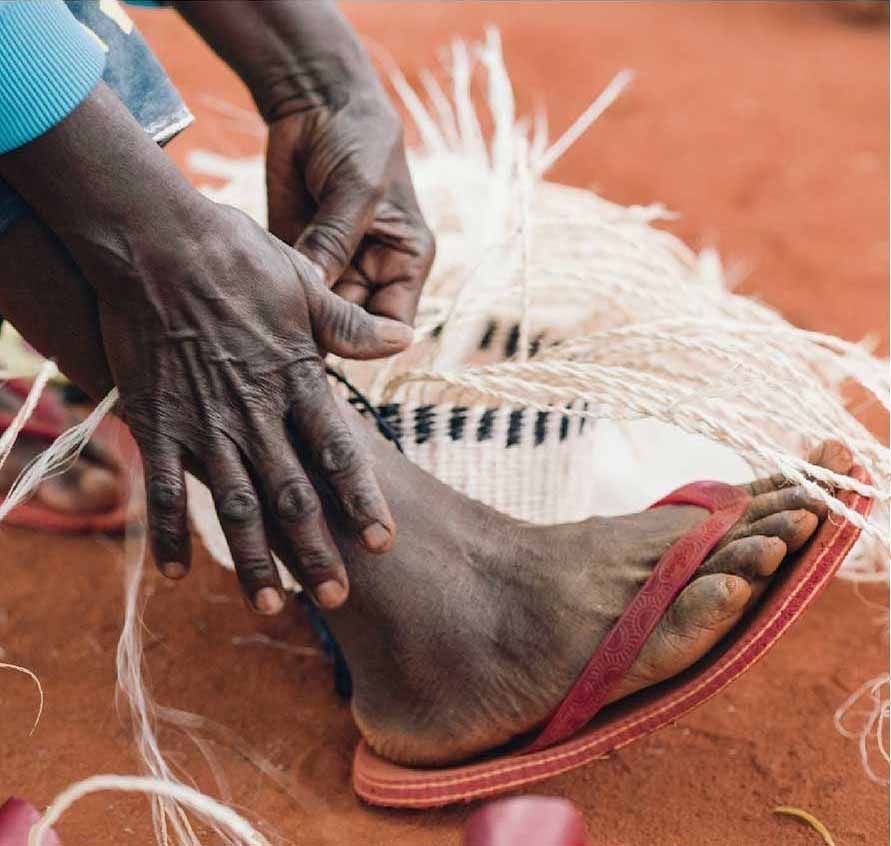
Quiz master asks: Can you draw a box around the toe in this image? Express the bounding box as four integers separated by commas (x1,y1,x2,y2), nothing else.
745,508,819,553
746,485,828,522
702,535,787,579
35,464,123,514
77,465,125,512
746,472,791,497
809,439,854,475
625,574,751,689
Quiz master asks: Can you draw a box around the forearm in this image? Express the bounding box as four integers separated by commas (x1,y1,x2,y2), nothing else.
0,82,206,309
174,0,380,122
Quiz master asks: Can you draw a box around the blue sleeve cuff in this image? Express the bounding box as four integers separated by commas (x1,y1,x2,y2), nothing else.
0,0,107,155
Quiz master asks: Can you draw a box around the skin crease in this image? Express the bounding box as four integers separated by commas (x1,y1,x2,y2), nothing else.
0,0,434,614
0,213,836,768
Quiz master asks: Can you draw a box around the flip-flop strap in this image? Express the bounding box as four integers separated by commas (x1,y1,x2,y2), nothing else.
4,378,66,426
0,410,64,442
527,481,750,752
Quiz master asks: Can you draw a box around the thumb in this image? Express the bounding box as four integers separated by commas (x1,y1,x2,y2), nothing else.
296,183,379,286
311,283,414,360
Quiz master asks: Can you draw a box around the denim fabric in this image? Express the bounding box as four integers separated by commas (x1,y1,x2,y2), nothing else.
0,0,192,235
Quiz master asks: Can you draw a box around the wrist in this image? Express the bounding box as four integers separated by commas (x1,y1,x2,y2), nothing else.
175,0,378,124
0,81,208,304
253,44,372,125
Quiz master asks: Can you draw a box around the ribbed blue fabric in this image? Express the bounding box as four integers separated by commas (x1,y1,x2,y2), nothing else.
0,0,107,155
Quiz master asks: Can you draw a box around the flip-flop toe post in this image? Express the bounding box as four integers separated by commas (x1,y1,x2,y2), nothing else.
353,470,872,808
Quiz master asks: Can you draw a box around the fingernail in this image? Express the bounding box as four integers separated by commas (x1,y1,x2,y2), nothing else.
161,562,187,580
253,587,285,615
362,522,392,552
377,320,414,347
315,580,347,609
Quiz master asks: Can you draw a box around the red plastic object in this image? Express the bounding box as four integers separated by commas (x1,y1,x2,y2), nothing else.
0,798,60,846
464,796,589,846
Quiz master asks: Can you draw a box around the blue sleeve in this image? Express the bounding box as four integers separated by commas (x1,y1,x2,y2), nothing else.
0,0,107,155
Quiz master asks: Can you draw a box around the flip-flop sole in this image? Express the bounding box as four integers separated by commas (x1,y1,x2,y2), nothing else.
353,466,872,807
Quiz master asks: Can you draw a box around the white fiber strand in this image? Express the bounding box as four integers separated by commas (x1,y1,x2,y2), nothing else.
26,775,268,846
535,69,635,175
0,360,57,473
0,662,44,736
834,675,891,785
0,387,118,522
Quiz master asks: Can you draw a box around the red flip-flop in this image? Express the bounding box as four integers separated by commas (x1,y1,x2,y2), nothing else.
0,381,140,534
354,470,872,807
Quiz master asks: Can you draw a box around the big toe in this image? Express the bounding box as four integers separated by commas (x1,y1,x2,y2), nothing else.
620,574,751,694
35,464,124,515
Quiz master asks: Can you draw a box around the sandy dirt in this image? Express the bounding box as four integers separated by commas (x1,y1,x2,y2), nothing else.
1,3,888,845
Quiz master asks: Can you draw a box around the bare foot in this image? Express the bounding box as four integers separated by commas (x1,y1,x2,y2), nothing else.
339,441,851,766
0,386,124,515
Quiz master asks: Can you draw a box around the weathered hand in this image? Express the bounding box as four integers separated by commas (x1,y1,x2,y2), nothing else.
176,0,435,323
265,86,435,327
95,199,413,611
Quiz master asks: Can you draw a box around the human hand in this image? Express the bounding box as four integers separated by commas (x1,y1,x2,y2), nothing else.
265,80,435,327
175,0,435,326
93,198,413,612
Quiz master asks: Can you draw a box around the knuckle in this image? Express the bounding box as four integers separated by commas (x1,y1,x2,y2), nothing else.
147,474,184,513
288,357,327,400
304,219,352,268
274,478,320,524
297,546,336,578
319,429,361,476
151,524,184,556
342,482,379,521
327,300,371,344
235,557,273,585
217,486,261,526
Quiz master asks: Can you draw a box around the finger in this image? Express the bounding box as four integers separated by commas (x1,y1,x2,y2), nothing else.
288,362,395,554
307,275,413,360
295,181,381,287
250,425,351,611
266,141,313,247
205,437,285,616
360,169,436,326
331,273,372,309
141,432,191,580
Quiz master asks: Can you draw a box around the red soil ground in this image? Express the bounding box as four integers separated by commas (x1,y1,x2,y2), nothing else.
1,3,888,845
